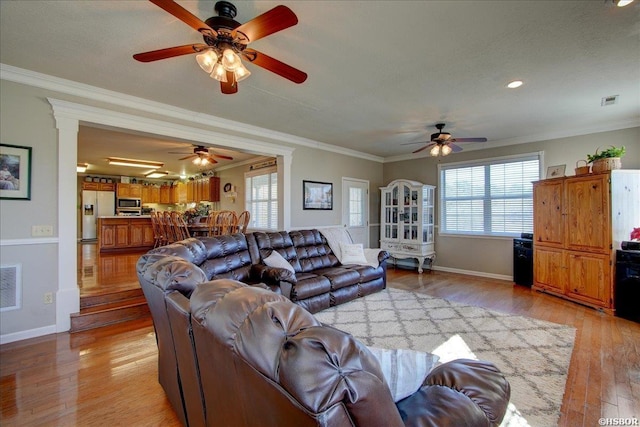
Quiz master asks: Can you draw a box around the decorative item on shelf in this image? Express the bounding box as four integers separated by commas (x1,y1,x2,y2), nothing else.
224,183,237,203
587,146,625,174
546,164,566,179
631,227,640,242
574,160,591,175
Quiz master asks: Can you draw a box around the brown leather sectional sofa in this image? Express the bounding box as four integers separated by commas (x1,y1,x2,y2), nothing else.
143,229,389,313
137,230,511,426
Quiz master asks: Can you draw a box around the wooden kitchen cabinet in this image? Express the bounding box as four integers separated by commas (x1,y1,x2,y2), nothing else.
532,171,640,313
117,183,142,198
82,182,115,191
159,185,171,204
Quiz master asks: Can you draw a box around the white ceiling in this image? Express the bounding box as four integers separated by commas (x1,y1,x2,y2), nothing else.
1,0,639,171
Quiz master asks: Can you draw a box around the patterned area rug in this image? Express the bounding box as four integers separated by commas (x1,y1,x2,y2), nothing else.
314,287,576,427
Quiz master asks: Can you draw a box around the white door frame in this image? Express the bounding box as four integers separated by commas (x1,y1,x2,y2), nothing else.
341,177,370,247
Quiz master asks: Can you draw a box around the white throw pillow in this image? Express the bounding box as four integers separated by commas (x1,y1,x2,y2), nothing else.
339,243,368,265
263,250,295,273
367,346,440,402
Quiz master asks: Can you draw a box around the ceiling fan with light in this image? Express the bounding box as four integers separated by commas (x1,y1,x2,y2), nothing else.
406,123,487,157
169,145,234,166
133,0,307,94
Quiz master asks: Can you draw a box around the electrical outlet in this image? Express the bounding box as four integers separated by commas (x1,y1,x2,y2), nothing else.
43,292,54,304
32,225,54,237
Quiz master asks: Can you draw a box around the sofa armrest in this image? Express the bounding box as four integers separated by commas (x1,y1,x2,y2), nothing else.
396,358,510,426
377,250,390,264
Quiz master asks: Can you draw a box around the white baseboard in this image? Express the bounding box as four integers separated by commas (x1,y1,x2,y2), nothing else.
389,258,512,282
0,324,57,345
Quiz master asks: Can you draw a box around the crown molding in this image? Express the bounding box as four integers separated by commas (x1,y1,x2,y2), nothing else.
1,63,383,163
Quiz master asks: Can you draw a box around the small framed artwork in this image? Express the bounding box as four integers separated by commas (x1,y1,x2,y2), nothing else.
303,180,333,210
0,144,32,200
546,164,566,179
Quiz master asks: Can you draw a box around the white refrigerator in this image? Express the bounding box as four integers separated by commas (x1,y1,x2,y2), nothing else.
82,190,115,240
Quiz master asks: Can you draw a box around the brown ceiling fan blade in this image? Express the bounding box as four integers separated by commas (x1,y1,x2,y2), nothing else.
451,137,487,143
208,157,219,164
242,48,307,84
449,143,464,153
178,154,197,160
133,44,208,62
220,71,238,94
233,5,297,43
149,0,217,38
211,154,234,160
413,143,435,154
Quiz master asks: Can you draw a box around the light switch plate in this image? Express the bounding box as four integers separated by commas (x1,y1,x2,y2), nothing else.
32,225,54,237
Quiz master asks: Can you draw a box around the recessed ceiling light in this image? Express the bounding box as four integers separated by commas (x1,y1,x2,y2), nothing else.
617,0,634,7
507,80,524,89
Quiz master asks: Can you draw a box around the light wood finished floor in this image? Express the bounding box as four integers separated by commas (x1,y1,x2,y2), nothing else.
2,265,639,426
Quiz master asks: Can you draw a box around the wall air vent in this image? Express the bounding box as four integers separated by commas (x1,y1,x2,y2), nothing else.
601,95,619,106
1,264,22,312
249,159,277,171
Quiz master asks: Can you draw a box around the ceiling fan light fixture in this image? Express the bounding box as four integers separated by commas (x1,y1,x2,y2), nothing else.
441,144,453,156
196,50,218,74
221,48,242,71
507,80,524,89
616,0,634,6
210,62,228,82
430,145,441,157
234,63,251,82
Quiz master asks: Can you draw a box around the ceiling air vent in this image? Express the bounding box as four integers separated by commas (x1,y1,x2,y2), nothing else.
601,95,619,106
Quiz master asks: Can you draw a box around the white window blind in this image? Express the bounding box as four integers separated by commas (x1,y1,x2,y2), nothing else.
439,154,540,237
245,167,278,230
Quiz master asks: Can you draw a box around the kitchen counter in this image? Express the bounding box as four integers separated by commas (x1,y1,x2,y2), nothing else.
97,217,154,252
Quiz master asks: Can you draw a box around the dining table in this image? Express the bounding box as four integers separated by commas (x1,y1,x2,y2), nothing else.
187,223,210,237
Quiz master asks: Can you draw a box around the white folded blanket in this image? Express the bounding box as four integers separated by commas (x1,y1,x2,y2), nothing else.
319,227,381,268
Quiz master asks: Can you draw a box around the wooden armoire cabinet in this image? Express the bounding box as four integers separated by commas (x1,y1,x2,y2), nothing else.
532,170,640,313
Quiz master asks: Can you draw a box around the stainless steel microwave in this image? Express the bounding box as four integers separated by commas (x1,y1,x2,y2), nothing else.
117,198,141,208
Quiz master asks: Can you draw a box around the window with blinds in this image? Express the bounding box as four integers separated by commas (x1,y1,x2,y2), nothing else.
245,167,278,230
438,154,540,237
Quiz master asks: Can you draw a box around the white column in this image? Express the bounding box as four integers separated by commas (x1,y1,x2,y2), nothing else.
278,154,292,230
52,114,79,332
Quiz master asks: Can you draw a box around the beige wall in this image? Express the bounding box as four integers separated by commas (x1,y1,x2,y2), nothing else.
0,80,59,336
382,127,640,277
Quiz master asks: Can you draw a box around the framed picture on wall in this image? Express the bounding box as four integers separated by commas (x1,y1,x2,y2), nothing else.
303,180,333,210
0,144,32,200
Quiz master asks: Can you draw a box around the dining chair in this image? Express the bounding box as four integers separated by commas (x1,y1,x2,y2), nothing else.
162,211,178,244
236,210,251,234
171,211,191,241
150,211,166,247
219,210,238,235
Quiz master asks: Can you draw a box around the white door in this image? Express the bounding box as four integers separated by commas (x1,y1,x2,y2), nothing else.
342,178,369,247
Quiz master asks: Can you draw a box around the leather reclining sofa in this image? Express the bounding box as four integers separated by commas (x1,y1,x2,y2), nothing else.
142,229,390,313
137,233,511,427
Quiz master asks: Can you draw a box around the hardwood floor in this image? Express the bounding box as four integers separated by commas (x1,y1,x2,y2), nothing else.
2,265,639,426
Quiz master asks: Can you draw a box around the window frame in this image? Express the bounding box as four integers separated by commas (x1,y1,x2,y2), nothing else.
437,152,543,239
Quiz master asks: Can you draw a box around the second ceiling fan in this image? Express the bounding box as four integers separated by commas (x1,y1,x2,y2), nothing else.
408,123,487,157
170,145,233,166
133,0,307,94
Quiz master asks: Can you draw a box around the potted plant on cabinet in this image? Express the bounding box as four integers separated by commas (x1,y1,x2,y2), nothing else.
586,146,625,173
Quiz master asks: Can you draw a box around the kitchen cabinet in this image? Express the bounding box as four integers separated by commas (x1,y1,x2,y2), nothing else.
380,179,435,273
141,185,160,204
117,183,142,198
532,170,640,313
97,217,154,251
82,182,115,192
174,182,187,204
160,185,172,204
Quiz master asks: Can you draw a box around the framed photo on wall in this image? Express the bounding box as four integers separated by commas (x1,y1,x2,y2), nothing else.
0,144,32,200
303,180,333,210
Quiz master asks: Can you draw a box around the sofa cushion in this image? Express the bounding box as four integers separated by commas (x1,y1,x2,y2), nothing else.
263,250,295,274
313,267,361,290
199,234,254,282
340,243,368,265
292,273,332,300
